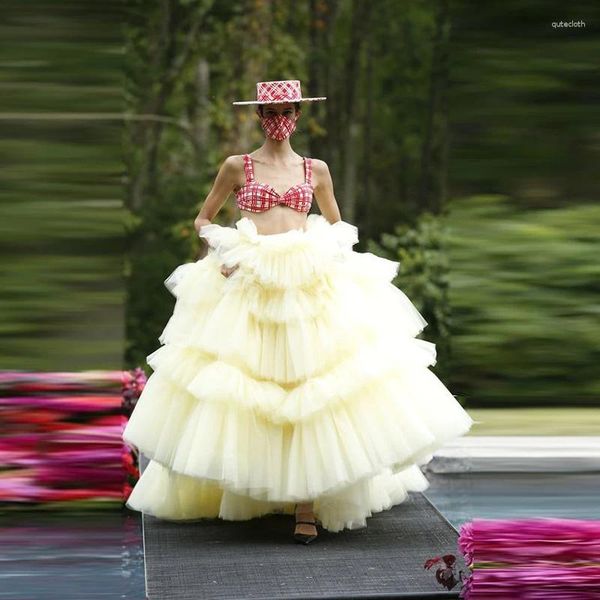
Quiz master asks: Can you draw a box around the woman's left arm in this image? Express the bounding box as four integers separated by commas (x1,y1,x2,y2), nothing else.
312,159,342,224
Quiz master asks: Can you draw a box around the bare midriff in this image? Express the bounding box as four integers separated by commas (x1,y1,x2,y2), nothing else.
239,205,309,235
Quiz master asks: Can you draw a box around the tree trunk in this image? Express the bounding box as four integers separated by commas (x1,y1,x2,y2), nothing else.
362,32,374,239
418,0,449,214
190,58,210,167
309,0,341,168
340,0,371,222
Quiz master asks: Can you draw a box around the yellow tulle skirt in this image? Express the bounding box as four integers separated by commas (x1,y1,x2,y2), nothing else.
122,214,474,532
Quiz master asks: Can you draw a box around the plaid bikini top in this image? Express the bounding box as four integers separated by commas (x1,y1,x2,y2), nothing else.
236,154,313,213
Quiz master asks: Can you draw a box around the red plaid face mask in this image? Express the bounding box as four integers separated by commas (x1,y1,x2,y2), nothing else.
259,113,297,141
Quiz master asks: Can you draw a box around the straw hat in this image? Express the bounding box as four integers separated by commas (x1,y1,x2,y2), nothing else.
232,80,326,105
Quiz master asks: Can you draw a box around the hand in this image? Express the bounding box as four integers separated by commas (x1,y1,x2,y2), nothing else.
220,263,239,278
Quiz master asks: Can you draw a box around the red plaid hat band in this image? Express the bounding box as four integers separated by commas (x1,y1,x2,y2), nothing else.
232,80,326,105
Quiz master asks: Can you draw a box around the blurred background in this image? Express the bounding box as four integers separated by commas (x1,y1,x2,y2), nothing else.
1,0,599,434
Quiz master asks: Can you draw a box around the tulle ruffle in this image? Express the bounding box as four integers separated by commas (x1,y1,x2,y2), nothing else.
123,214,474,532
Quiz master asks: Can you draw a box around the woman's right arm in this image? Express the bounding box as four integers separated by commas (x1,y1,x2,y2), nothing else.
194,155,240,235
194,156,242,276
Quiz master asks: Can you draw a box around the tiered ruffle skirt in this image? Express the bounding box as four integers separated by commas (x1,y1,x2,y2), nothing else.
122,214,473,532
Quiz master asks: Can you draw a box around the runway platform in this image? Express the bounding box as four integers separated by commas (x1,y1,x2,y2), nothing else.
139,456,467,599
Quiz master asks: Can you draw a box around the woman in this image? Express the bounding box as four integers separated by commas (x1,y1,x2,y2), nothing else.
122,80,474,544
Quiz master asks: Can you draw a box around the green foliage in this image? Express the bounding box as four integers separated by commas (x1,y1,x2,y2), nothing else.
0,2,125,370
449,0,599,205
3,0,598,413
446,195,600,406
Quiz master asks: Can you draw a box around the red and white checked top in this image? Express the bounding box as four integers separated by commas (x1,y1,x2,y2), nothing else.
236,154,313,213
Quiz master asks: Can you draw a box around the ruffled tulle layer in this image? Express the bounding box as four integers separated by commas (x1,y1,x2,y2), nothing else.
125,457,430,532
122,214,473,532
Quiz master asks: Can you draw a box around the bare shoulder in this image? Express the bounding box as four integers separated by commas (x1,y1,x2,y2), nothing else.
310,158,329,172
220,155,246,185
222,154,245,171
310,158,331,187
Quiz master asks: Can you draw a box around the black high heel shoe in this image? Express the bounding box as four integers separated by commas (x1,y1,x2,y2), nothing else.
293,503,318,544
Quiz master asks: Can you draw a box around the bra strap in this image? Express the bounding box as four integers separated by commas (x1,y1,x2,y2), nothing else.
305,157,312,185
243,154,255,183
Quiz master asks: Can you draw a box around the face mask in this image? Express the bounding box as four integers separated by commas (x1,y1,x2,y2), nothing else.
259,113,297,141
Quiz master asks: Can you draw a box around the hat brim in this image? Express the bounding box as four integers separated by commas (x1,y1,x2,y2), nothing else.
232,97,327,105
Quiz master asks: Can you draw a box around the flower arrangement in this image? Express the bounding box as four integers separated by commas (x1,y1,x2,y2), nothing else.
457,518,600,598
0,368,146,507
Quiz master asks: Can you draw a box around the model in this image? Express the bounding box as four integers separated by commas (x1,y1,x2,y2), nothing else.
122,79,474,544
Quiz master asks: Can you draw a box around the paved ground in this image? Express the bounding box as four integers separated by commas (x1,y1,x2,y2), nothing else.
428,436,600,473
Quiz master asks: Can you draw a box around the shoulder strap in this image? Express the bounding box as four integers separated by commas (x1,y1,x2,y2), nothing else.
243,154,255,182
304,157,312,185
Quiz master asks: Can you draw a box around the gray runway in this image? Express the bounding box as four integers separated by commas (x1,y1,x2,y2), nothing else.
140,456,466,599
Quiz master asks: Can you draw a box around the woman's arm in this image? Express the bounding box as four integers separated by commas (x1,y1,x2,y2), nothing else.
193,155,240,234
311,159,342,224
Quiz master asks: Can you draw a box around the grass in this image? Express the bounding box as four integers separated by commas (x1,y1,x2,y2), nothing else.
466,407,600,436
